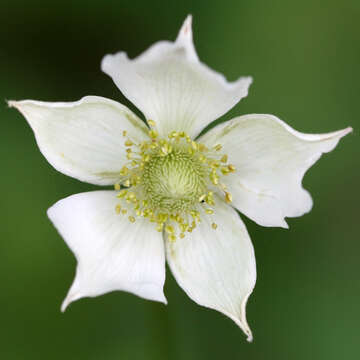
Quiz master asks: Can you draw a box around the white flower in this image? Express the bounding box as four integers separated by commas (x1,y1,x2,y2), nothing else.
9,16,351,342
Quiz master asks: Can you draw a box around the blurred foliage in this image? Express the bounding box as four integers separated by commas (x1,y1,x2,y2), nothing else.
0,0,359,359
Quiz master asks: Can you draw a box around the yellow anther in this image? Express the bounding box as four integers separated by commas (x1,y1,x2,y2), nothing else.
199,194,206,202
206,192,215,206
228,164,236,172
114,183,121,191
149,130,158,139
210,172,219,185
190,210,200,220
140,142,149,151
225,192,233,203
117,189,128,198
121,209,128,215
156,223,164,232
158,213,168,223
169,131,178,138
129,216,136,223
148,120,156,127
143,154,150,162
120,166,129,176
221,154,228,163
127,192,136,200
126,153,133,160
161,143,172,155
191,141,198,150
221,166,230,175
123,179,131,187
179,131,186,138
212,222,218,230
165,225,175,234
122,130,127,137
198,143,207,152
210,160,220,168
213,144,222,151
115,204,121,214
125,139,133,147
169,234,176,242
205,209,214,215
198,154,206,163
180,233,185,239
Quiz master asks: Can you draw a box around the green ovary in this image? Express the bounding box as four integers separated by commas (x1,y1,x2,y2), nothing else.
142,149,206,213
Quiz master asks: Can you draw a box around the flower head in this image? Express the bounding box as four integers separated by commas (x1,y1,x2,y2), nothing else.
9,16,352,342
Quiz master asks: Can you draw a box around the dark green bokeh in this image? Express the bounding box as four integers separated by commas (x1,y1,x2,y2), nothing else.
1,0,359,359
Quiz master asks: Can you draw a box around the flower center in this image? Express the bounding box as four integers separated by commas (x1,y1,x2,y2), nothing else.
142,150,206,213
114,121,236,241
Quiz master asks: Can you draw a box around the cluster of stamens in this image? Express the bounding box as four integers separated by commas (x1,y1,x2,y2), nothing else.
114,120,236,241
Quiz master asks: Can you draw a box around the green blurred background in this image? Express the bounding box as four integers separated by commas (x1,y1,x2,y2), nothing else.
1,0,359,359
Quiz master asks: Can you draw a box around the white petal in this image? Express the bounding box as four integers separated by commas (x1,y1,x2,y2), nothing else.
166,198,256,341
101,15,252,138
199,114,352,227
9,96,148,185
47,191,166,311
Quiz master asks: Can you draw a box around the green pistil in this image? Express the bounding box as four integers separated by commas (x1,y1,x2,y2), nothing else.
142,149,206,213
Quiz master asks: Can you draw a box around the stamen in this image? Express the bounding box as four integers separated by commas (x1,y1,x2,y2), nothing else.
149,130,158,139
225,192,233,203
114,129,236,238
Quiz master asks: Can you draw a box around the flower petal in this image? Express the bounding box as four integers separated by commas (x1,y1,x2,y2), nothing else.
101,15,252,138
47,191,167,311
199,114,352,227
9,96,148,185
166,198,256,341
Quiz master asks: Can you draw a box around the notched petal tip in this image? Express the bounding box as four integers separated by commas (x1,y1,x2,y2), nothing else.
139,283,168,305
7,100,17,108
340,126,353,137
226,291,254,342
177,15,193,40
7,100,26,112
157,292,168,306
60,289,82,313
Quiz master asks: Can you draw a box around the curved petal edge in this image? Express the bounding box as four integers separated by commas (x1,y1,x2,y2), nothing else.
101,16,252,138
166,198,256,341
198,113,352,228
47,191,167,311
8,96,148,185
